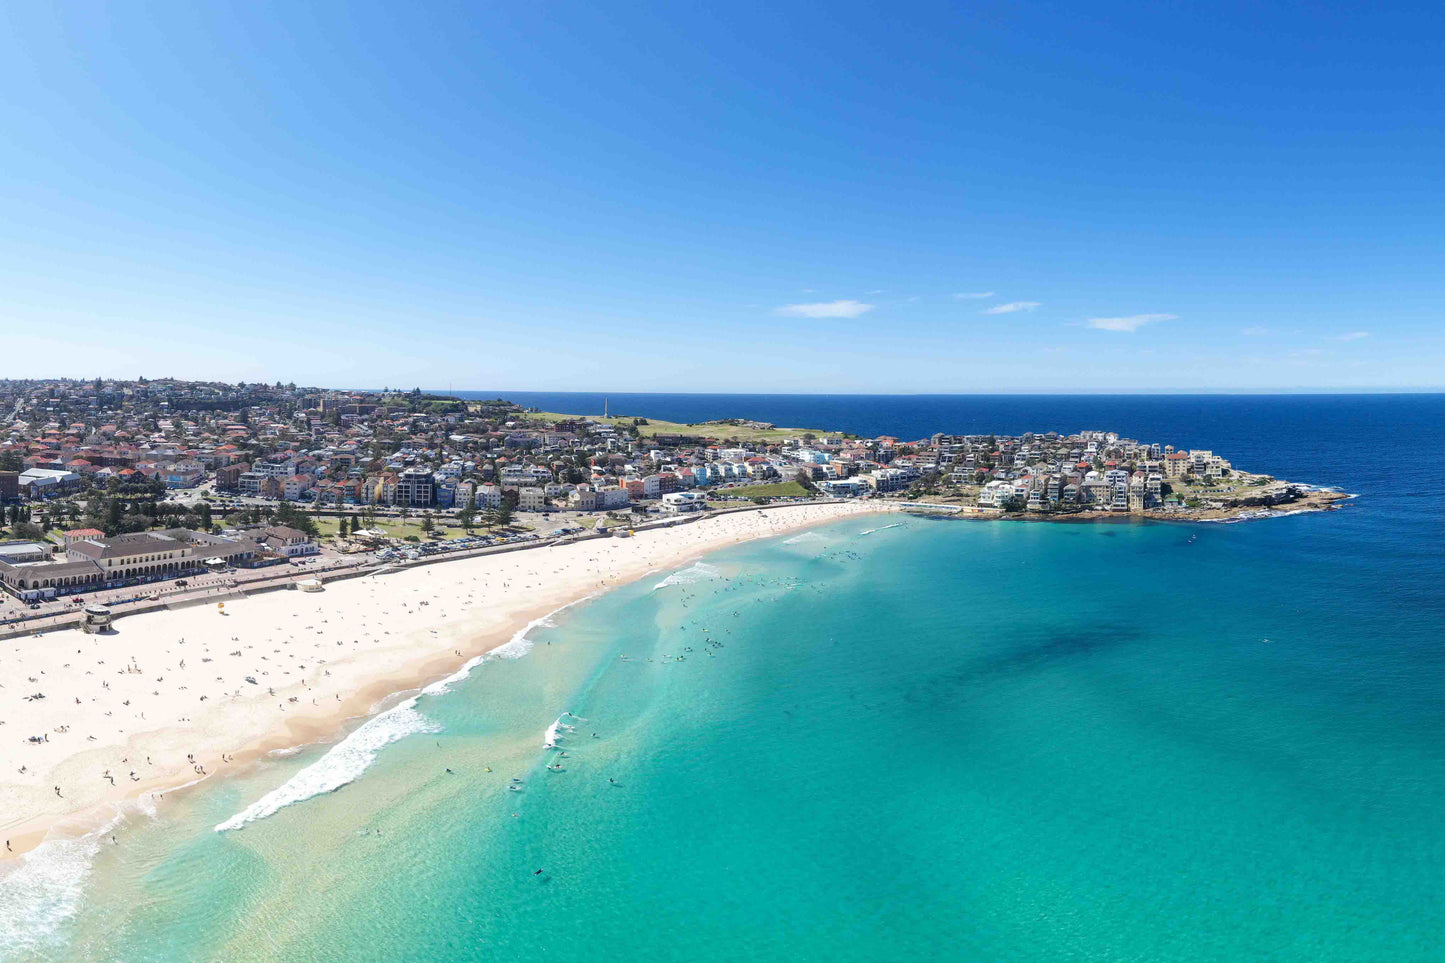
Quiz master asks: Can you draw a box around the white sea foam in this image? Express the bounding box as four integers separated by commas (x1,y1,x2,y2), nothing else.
544,712,585,749
0,815,120,959
420,653,491,697
435,591,597,679
213,700,439,833
858,523,903,536
543,716,564,749
652,561,721,590
509,593,594,653
215,594,595,832
1200,508,1307,524
134,792,159,820
782,531,824,544
471,610,553,666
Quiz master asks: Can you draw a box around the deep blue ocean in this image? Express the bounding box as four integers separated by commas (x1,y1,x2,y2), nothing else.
5,394,1444,961
473,390,1440,543
465,390,1419,485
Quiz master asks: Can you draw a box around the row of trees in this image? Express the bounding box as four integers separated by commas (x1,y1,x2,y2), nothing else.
3,494,220,540
452,495,512,531
221,500,318,537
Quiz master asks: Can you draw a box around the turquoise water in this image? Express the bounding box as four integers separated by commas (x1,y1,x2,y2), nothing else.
7,509,1445,961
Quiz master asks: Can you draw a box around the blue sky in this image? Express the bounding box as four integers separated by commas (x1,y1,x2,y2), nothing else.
1,2,1441,392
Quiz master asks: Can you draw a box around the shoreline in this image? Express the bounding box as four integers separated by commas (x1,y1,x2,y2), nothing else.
898,483,1352,523
0,501,885,863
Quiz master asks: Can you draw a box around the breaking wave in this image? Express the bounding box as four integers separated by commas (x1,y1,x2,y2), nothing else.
0,816,120,959
214,701,439,833
652,561,721,590
543,712,586,750
215,593,596,833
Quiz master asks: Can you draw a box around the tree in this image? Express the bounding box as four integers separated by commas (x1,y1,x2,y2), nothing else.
118,513,151,534
12,521,44,540
198,503,212,530
421,512,435,534
457,494,476,531
272,500,319,537
338,516,350,538
493,501,513,527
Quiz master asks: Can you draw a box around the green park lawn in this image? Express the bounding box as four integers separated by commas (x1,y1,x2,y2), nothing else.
710,480,812,499
513,410,831,444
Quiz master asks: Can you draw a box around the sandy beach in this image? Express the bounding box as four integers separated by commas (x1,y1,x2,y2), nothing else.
0,502,881,859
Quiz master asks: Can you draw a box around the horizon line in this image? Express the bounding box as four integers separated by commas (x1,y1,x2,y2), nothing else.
413,387,1445,398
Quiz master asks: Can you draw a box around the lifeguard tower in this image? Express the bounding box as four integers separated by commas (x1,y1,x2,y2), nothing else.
81,604,112,634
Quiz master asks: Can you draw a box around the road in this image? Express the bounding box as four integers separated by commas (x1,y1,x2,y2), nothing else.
0,552,373,635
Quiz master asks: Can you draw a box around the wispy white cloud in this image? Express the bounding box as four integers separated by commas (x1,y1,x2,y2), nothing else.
984,301,1041,315
954,291,995,300
774,299,874,319
1085,312,1176,332
1241,326,1269,337
1330,331,1370,341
